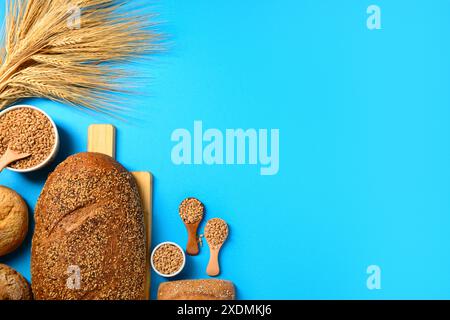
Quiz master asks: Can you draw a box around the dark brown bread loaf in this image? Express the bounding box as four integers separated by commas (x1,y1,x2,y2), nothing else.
158,279,235,300
31,153,146,300
0,264,33,300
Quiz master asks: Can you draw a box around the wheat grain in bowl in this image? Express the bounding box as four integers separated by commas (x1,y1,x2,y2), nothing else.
151,242,186,278
0,105,59,172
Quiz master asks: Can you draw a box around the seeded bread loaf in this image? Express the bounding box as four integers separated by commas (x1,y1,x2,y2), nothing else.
158,279,235,300
31,152,146,300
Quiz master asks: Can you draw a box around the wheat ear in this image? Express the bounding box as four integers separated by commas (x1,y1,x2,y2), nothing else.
0,0,160,113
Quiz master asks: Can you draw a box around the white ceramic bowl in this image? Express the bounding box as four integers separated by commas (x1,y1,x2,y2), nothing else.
0,105,60,173
151,241,186,278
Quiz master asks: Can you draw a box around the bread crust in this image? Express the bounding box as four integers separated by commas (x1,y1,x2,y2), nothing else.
0,186,28,257
31,152,146,300
0,264,32,300
158,279,235,300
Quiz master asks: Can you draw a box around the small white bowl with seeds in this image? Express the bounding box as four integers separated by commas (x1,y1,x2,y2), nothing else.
0,105,60,173
151,242,186,278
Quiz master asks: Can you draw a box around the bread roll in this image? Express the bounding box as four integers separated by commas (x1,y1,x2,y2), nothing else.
32,153,146,300
0,186,28,257
0,264,32,300
158,279,235,300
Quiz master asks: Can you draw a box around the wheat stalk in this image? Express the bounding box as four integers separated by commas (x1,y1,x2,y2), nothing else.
0,0,160,112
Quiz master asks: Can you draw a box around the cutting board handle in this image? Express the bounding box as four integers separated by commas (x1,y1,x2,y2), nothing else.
88,124,116,157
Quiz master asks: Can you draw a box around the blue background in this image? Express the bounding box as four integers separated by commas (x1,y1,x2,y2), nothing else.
2,0,450,299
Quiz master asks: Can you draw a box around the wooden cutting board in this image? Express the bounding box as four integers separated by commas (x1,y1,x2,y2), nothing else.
88,124,153,300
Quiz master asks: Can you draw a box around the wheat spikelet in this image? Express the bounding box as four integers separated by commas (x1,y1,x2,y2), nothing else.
0,0,160,113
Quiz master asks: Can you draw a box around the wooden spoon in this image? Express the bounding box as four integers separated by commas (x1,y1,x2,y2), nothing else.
184,221,201,256
205,218,229,277
0,146,31,173
206,243,225,277
179,198,205,256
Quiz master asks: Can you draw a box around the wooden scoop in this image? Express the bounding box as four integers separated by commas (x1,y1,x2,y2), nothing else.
206,243,225,277
205,218,229,277
0,146,31,172
184,221,201,256
179,198,205,256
